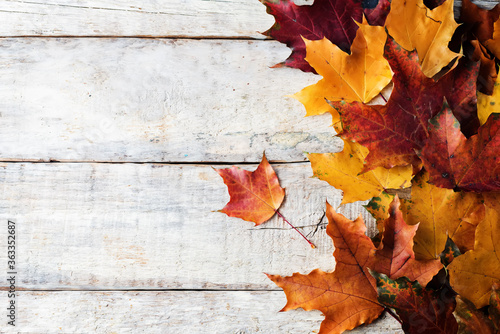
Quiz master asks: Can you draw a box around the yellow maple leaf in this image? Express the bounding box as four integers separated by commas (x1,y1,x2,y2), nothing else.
385,0,460,77
478,77,500,125
308,139,412,205
400,171,485,260
293,19,392,127
485,18,500,59
449,193,500,308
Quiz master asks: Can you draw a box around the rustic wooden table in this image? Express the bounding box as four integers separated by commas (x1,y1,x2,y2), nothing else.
0,0,496,333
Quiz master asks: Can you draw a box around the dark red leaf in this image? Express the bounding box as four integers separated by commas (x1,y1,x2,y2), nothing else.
421,105,500,192
459,0,500,43
438,57,480,137
363,0,391,26
260,0,363,72
465,40,498,96
372,272,458,334
335,36,444,170
335,35,480,170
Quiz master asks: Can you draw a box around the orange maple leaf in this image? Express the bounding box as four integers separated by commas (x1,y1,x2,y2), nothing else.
216,154,315,247
215,154,284,226
449,193,500,308
268,196,442,334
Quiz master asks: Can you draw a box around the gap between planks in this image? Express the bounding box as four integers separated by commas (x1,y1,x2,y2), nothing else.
0,35,270,40
0,160,309,165
0,288,283,292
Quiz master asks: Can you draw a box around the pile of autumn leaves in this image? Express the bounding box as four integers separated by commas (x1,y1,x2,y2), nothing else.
216,0,500,333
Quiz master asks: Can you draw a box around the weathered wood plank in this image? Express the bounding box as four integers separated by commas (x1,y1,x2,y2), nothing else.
0,38,339,163
0,291,403,333
0,0,496,38
0,0,273,38
0,162,379,290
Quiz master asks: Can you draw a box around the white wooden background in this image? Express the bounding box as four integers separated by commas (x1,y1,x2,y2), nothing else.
0,0,496,333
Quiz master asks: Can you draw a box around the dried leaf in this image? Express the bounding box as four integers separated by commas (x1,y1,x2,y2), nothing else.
478,77,500,126
454,295,496,334
401,171,485,260
308,139,412,204
466,40,498,96
365,192,395,223
363,0,391,26
459,0,500,44
371,272,458,334
490,284,500,331
336,37,446,170
268,197,442,334
449,193,500,308
385,0,460,77
216,154,284,225
485,18,500,59
440,237,462,267
293,20,392,122
420,104,500,192
260,0,363,72
438,57,481,137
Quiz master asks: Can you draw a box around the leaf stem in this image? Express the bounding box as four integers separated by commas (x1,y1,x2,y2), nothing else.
275,210,316,249
385,307,403,325
379,92,388,103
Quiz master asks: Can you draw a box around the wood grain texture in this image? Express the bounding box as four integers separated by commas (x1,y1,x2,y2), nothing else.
0,0,274,38
0,162,380,290
0,0,496,38
0,38,340,163
0,291,403,333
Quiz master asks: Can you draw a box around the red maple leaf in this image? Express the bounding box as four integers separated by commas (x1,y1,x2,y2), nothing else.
421,104,500,192
260,0,363,72
215,154,315,247
363,0,391,26
215,154,285,225
335,36,478,170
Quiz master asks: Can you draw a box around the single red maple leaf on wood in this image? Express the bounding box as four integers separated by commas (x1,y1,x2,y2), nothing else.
215,154,315,247
421,104,500,192
260,0,363,72
267,196,442,334
335,36,479,171
216,154,285,225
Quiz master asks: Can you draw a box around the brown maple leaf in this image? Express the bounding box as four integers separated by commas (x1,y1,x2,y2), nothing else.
465,39,498,96
420,103,500,192
459,0,500,44
485,18,500,60
267,196,442,334
372,273,458,334
454,288,500,334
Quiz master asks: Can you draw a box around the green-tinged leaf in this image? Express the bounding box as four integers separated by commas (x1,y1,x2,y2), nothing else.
371,271,458,334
